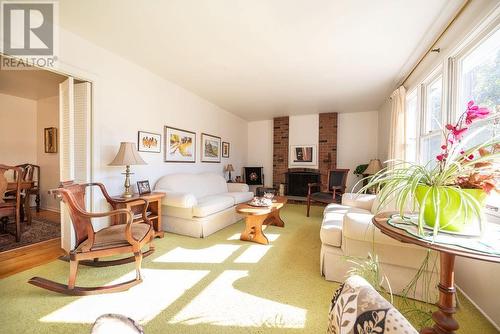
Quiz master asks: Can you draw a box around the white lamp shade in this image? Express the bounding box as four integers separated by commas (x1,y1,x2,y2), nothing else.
109,142,146,166
365,159,382,175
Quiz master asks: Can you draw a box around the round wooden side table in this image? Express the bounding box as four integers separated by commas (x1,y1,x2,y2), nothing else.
372,212,500,334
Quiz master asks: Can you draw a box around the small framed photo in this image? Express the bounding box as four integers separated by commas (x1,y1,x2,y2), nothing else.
138,131,161,153
44,127,57,153
222,142,230,158
137,180,151,195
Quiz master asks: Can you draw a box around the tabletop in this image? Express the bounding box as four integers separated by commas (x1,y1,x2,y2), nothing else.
373,212,500,263
236,196,287,216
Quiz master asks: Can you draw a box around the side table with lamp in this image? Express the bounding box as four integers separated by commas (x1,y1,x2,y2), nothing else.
109,142,147,198
108,142,165,238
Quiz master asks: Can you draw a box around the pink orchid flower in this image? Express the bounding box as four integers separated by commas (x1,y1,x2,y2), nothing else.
465,100,490,124
452,127,468,140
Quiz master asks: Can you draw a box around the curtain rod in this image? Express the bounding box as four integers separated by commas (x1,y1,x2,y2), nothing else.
400,0,471,87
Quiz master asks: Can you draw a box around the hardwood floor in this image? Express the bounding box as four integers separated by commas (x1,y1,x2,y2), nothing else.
0,209,64,279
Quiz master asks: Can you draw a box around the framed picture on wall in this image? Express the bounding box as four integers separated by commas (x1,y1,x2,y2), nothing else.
289,145,317,166
164,126,196,162
44,127,58,153
138,131,161,153
222,141,230,158
201,133,221,163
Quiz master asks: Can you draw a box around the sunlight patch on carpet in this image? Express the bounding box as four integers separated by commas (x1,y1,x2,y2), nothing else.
234,245,272,263
169,270,306,328
40,269,209,324
153,244,240,263
227,233,281,242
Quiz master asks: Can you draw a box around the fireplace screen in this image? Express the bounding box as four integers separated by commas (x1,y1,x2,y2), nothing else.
244,167,263,185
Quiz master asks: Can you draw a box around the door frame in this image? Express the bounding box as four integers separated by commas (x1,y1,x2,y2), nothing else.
1,53,96,252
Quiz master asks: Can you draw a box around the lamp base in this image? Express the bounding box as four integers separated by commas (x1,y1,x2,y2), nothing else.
122,165,134,198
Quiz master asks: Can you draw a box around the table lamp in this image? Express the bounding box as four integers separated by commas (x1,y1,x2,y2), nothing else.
364,159,382,175
109,142,146,198
364,159,382,194
225,164,235,183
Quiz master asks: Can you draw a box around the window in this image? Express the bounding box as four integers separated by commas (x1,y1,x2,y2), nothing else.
456,28,500,151
458,28,500,114
425,76,443,132
420,73,444,166
405,90,418,163
403,20,500,216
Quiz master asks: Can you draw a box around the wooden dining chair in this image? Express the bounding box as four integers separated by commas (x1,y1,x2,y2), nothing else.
306,169,350,217
0,165,23,242
16,163,41,212
28,181,156,295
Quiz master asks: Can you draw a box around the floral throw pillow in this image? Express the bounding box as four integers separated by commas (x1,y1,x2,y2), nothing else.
327,275,417,334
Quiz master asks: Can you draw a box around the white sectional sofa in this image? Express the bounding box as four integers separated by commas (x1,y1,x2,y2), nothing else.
154,173,254,238
320,193,439,302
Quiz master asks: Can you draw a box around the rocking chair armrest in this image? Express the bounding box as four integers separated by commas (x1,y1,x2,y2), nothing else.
76,208,135,252
87,209,145,246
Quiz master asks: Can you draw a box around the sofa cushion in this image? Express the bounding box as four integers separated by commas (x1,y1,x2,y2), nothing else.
328,275,417,334
155,173,228,199
342,211,420,249
192,195,235,218
224,191,253,205
341,193,376,211
321,204,371,247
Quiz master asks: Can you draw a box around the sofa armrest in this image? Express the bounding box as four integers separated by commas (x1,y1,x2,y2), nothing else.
341,193,376,211
156,189,197,208
227,183,249,192
328,275,417,334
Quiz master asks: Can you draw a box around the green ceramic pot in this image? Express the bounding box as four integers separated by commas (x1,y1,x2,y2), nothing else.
414,185,487,232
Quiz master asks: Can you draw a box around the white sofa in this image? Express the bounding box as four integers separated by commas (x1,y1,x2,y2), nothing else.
320,193,439,302
154,173,254,238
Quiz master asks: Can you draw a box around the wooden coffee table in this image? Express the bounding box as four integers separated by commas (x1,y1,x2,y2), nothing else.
235,196,287,245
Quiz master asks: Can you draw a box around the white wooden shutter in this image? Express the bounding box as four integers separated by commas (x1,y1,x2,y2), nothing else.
73,82,91,185
59,77,75,251
59,78,74,182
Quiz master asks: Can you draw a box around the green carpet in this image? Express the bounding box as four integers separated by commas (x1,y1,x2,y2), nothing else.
0,204,497,333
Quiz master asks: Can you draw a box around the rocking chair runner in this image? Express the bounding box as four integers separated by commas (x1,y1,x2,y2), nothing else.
306,169,349,217
28,181,155,295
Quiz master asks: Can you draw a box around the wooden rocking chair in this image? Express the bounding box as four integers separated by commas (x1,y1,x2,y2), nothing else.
28,181,155,295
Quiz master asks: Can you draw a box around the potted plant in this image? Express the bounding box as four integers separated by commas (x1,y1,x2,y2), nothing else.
360,101,499,235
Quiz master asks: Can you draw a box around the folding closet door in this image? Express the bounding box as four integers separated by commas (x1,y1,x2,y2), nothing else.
59,78,92,252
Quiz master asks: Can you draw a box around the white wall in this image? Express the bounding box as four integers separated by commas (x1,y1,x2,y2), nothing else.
0,93,37,166
50,28,248,203
288,114,319,168
247,120,273,187
36,96,60,211
337,111,379,191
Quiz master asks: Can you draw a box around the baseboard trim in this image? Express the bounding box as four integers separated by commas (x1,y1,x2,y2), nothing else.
456,284,500,331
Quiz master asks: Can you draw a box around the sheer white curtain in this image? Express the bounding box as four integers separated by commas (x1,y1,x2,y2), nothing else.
387,86,406,168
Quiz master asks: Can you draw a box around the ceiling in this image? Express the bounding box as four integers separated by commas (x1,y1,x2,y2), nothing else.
0,56,68,100
59,0,463,120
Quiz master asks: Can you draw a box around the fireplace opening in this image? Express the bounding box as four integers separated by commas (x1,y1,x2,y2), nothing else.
285,169,320,198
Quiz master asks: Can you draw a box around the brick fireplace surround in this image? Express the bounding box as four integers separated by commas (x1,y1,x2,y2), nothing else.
272,113,338,193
